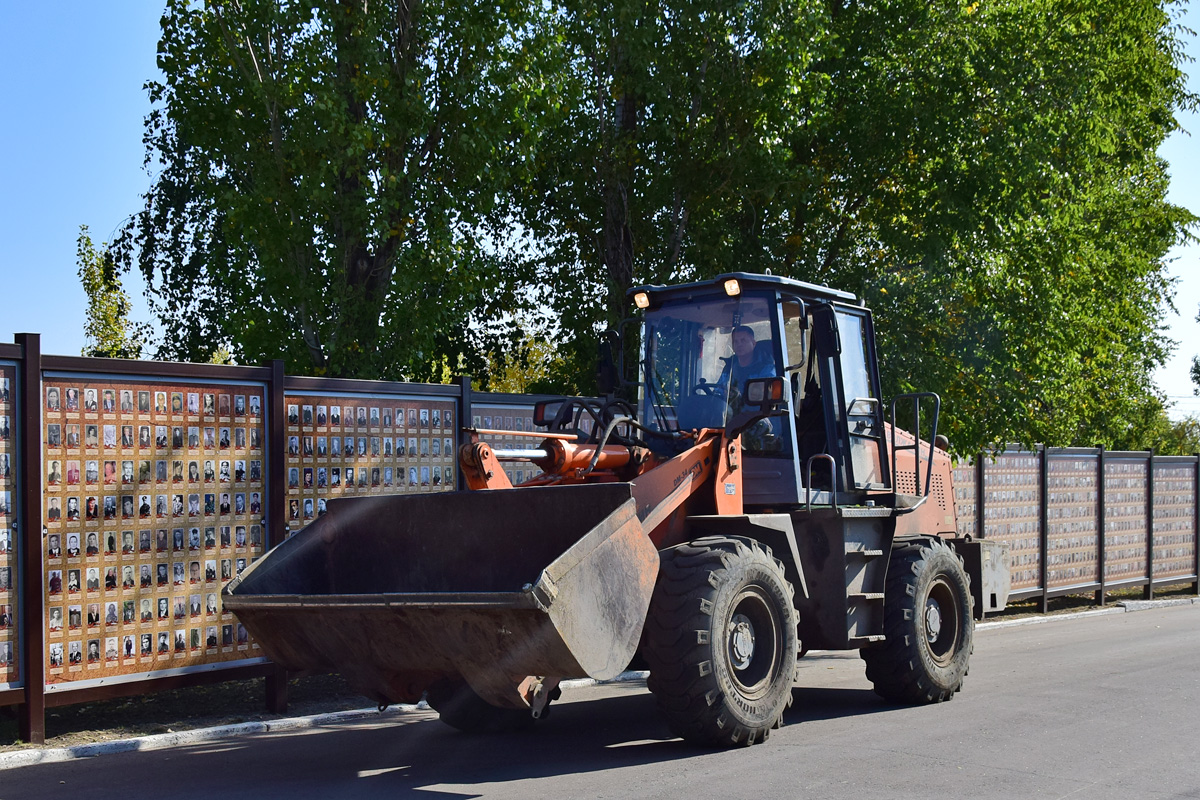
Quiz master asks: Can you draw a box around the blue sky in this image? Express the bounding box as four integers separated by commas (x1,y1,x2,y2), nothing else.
0,2,1197,417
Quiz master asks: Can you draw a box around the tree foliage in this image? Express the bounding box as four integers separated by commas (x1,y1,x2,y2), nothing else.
126,0,544,379
131,0,1196,453
518,0,1197,453
78,226,148,359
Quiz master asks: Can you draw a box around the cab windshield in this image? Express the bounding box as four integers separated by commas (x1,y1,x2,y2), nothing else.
640,293,777,435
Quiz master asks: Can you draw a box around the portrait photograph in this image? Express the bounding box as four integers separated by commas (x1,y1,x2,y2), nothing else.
138,391,151,413
46,386,61,412
234,395,246,416
84,388,98,413
102,389,116,413
316,405,327,426
120,390,134,413
218,394,230,417
47,423,62,447
329,405,341,426
203,393,215,415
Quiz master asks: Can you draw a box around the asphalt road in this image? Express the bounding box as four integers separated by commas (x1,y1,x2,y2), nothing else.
3,605,1199,800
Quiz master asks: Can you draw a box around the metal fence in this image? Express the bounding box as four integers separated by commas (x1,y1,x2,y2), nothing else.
0,336,555,743
954,447,1200,612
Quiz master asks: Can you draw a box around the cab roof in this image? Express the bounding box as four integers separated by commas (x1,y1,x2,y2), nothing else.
628,272,859,306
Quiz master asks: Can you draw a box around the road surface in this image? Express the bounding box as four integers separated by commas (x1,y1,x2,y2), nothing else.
3,604,1198,799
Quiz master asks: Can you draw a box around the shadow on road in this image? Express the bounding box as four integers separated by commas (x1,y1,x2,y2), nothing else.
4,678,905,800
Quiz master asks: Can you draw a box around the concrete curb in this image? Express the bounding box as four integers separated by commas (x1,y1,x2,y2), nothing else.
977,596,1198,630
2,599,1193,769
0,703,422,771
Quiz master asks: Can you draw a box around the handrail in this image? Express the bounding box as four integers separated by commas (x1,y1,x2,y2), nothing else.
888,392,941,503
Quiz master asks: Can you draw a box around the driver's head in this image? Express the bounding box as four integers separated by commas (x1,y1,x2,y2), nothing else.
731,325,756,360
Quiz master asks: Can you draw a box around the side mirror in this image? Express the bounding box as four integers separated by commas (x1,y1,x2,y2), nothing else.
743,377,785,409
596,330,620,395
532,400,563,429
726,377,787,439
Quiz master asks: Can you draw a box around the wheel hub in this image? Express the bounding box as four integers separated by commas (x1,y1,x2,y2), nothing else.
925,599,943,642
728,613,756,671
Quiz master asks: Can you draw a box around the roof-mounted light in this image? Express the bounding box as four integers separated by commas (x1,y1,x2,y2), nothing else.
723,279,741,297
633,291,650,309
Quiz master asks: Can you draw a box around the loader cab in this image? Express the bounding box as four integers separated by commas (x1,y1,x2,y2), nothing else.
632,273,889,506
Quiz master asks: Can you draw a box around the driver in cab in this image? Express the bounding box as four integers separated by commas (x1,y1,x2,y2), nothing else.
723,325,775,404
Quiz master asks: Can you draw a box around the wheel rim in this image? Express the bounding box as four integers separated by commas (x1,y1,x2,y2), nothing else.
924,575,961,667
725,587,782,698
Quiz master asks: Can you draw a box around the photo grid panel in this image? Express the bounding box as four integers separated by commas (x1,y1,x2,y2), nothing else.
42,378,267,684
285,394,457,536
472,404,546,487
0,365,16,684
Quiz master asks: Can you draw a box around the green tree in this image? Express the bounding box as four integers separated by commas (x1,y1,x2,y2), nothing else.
126,0,546,379
1193,303,1200,393
518,0,1196,453
78,225,148,359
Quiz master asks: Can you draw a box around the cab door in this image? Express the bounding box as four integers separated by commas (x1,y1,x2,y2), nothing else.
810,303,888,492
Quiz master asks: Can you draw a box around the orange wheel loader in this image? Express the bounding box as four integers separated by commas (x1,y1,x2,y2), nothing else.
223,272,1010,746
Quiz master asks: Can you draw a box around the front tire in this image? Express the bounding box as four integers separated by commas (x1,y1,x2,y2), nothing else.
642,537,797,746
863,538,973,703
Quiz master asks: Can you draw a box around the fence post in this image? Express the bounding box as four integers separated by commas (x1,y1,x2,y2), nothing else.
975,452,985,541
15,334,44,744
263,359,288,713
1039,445,1049,613
456,375,472,492
1193,453,1199,596
1095,445,1106,606
1144,450,1155,600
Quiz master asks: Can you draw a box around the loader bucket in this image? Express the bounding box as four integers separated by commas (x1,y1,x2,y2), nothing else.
222,484,658,708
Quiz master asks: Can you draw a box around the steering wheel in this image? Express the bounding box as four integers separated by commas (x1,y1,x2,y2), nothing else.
691,383,726,399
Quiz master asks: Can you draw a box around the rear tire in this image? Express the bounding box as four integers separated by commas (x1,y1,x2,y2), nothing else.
862,538,973,703
426,679,535,734
642,536,797,746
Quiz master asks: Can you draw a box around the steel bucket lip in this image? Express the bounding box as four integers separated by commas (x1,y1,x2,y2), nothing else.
222,591,541,611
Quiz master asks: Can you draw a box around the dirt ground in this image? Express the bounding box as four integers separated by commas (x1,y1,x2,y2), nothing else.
2,583,1194,752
